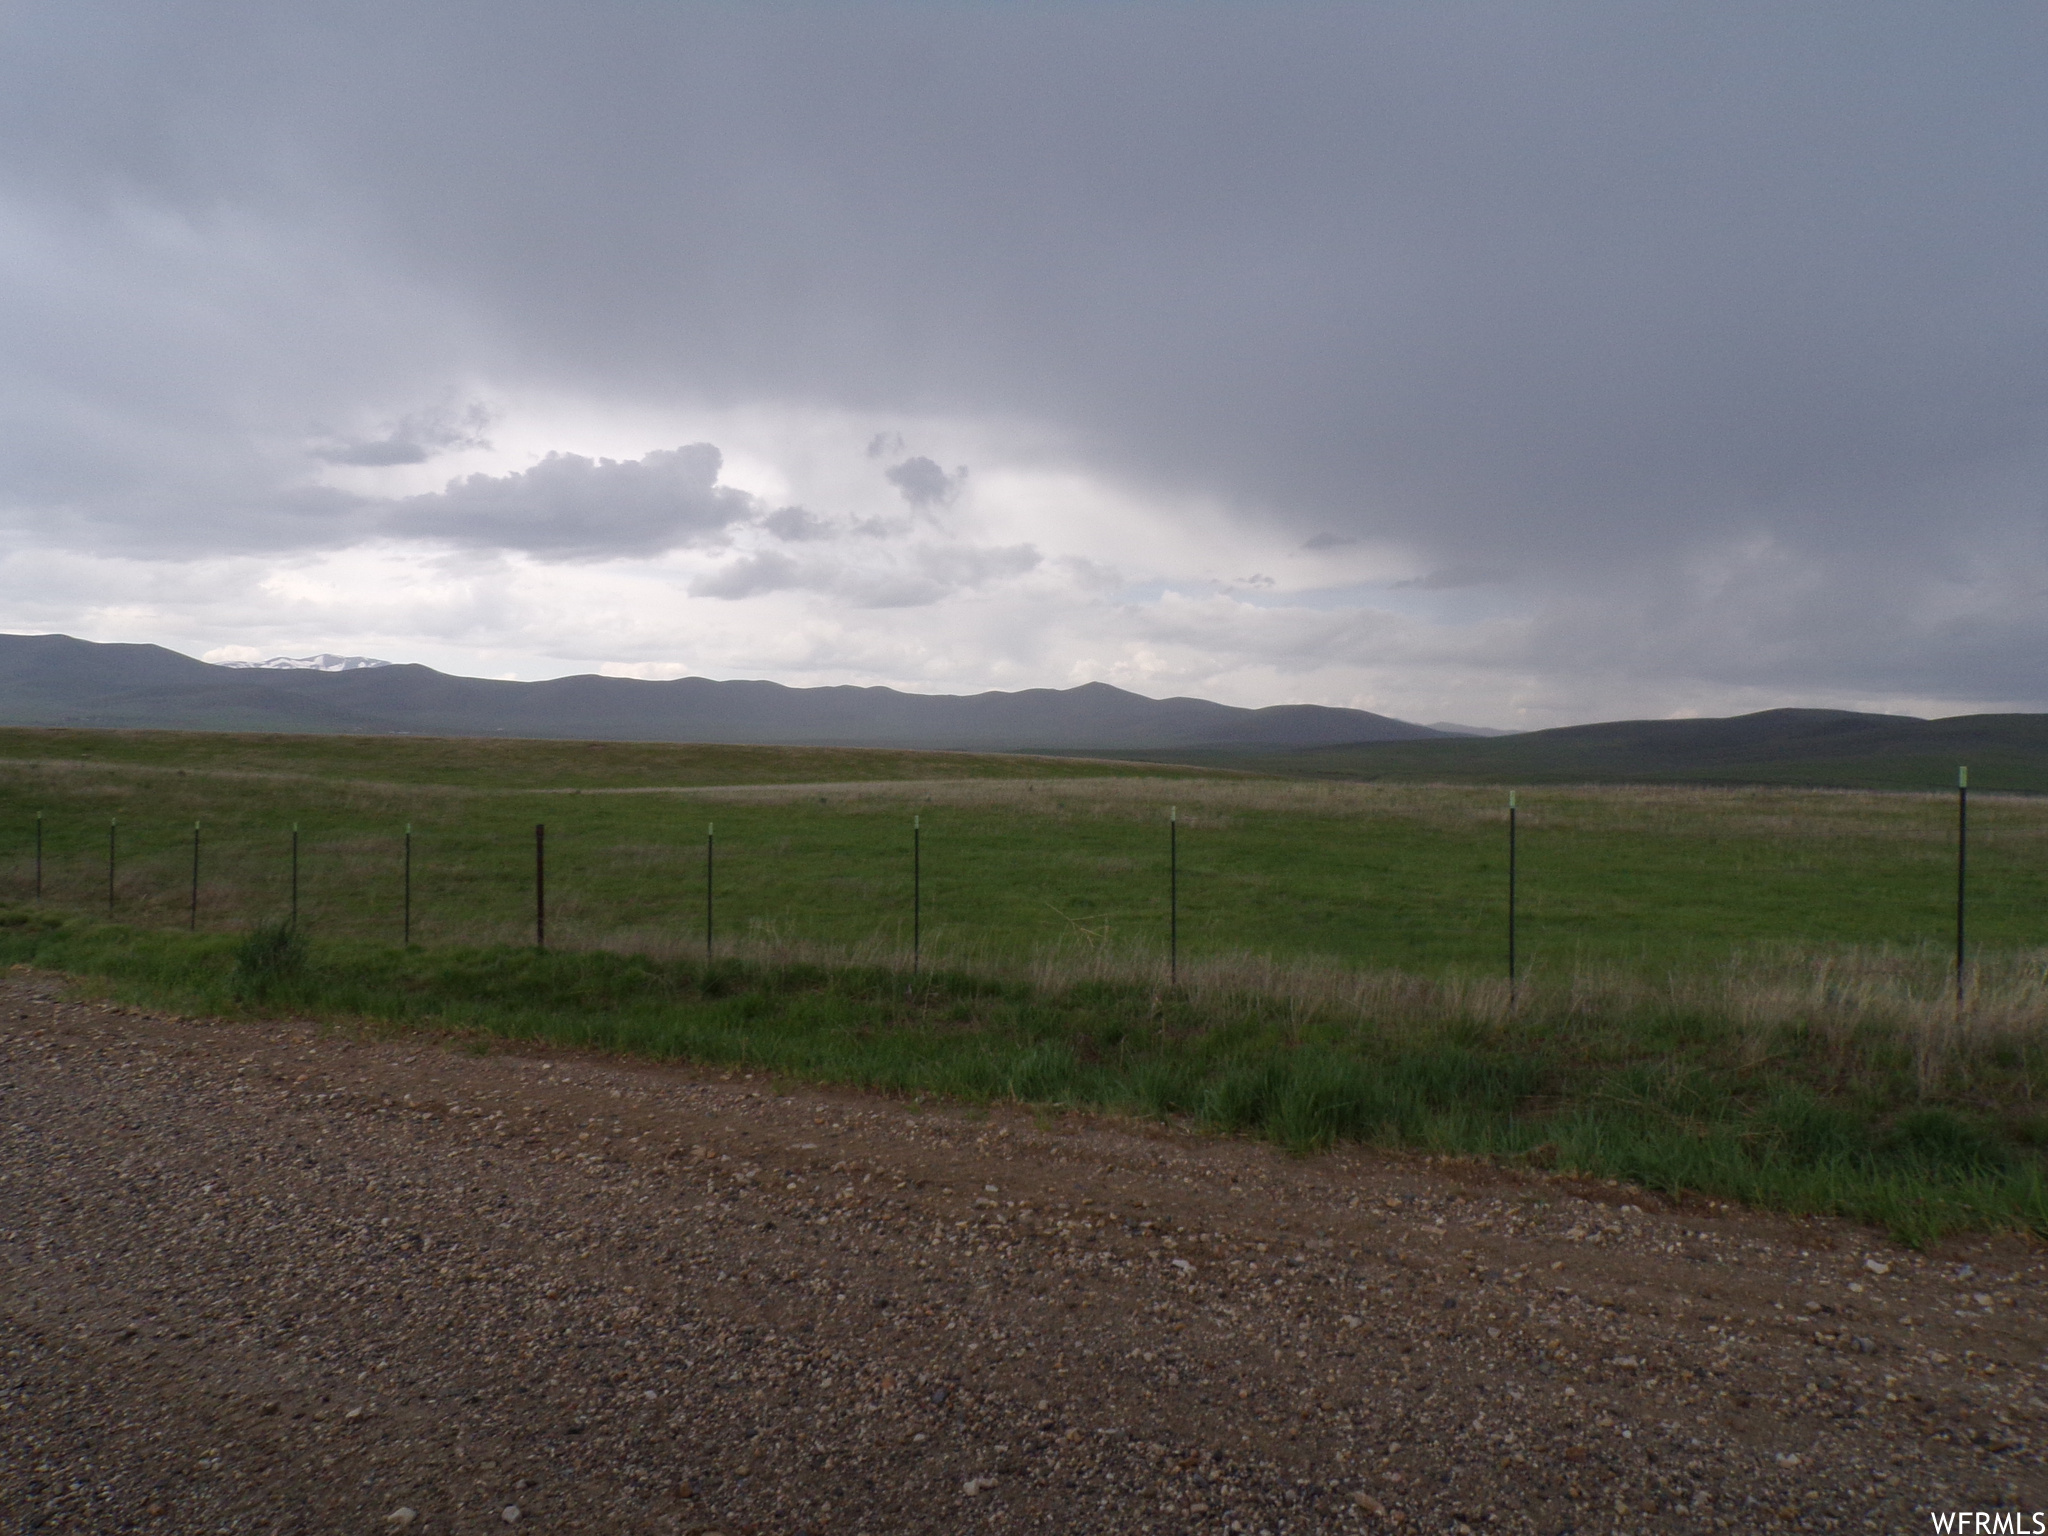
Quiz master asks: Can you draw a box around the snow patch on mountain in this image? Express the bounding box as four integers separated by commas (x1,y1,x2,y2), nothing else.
214,654,394,672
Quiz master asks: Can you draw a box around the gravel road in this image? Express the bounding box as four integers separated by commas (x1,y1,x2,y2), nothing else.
2,968,2043,1534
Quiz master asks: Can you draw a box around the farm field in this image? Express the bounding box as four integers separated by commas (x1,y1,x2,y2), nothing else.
4,726,2047,1241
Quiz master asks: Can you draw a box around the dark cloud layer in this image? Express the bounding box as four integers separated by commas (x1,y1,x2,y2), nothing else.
1,3,2045,706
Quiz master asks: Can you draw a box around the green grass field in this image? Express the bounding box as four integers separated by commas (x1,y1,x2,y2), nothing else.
2,728,2039,974
3,725,2046,1244
0,725,1209,791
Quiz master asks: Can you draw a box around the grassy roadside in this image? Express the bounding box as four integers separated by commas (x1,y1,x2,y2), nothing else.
6,911,2043,1248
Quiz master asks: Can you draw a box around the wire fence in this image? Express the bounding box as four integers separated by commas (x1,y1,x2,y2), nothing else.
1,771,1998,1000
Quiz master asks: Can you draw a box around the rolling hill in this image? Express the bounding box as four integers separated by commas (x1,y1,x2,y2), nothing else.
1130,708,2048,792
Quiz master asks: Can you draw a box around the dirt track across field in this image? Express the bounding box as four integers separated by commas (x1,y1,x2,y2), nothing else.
1,970,2043,1535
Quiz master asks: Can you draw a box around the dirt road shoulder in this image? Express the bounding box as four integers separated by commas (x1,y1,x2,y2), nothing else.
2,971,2042,1532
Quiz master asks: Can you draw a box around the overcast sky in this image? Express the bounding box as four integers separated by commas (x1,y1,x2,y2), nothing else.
3,3,2045,727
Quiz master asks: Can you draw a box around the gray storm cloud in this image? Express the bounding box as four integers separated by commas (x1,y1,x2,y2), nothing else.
392,445,752,560
690,540,1041,609
761,506,834,543
690,551,801,602
318,440,433,468
312,402,493,467
1,3,2045,708
1395,567,1510,592
884,457,965,510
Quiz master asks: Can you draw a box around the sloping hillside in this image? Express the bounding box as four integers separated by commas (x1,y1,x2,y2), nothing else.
1130,708,2048,791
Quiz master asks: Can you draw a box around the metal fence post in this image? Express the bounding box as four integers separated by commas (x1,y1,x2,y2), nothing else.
1169,806,1178,985
1507,792,1519,1005
1956,766,1969,1007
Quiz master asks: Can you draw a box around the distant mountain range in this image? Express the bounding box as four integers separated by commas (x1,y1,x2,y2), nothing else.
6,635,2038,789
0,634,1445,752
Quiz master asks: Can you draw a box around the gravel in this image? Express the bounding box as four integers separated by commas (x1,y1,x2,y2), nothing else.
1,968,2043,1532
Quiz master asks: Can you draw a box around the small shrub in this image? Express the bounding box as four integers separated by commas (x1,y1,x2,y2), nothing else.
233,920,307,1001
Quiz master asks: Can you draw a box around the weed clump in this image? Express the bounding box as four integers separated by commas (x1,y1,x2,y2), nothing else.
233,920,307,1002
